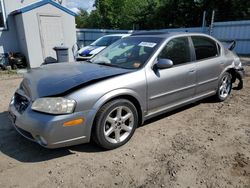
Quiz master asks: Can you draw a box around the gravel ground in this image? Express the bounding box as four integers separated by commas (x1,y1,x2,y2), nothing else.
0,64,249,188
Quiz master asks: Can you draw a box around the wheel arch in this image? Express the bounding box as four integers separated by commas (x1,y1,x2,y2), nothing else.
219,65,237,83
226,68,238,83
91,89,145,131
103,95,143,126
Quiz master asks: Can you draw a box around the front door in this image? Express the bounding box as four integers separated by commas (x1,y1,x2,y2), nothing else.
146,37,196,115
38,15,64,62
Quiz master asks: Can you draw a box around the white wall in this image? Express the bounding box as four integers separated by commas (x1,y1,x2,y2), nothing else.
14,14,29,67
16,3,76,67
0,0,37,53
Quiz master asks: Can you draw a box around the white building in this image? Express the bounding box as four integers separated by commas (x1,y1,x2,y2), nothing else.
0,0,77,68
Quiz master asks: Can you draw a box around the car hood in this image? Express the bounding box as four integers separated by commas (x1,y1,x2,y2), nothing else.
21,62,133,100
78,45,106,57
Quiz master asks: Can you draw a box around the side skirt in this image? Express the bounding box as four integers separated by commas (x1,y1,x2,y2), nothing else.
144,91,216,121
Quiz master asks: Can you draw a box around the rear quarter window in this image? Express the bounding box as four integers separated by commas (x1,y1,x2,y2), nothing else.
192,36,219,61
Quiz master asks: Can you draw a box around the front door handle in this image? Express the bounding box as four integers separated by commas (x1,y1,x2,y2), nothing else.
189,69,195,73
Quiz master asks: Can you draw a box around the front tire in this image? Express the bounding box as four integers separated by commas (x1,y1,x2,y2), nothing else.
216,72,232,101
93,99,138,150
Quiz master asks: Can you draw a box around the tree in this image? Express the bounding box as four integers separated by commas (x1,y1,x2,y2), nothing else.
199,0,250,22
86,10,102,28
154,0,203,28
76,0,250,29
122,0,160,29
75,8,89,28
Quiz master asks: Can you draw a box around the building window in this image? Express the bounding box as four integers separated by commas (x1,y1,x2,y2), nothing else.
0,0,7,29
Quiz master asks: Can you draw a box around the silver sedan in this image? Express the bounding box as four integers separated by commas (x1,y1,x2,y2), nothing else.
9,32,244,149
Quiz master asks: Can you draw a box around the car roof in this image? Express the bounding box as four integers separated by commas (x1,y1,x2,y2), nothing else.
131,31,182,38
103,34,131,37
130,31,212,39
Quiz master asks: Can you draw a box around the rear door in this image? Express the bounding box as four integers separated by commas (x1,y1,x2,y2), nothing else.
146,37,196,114
191,36,223,96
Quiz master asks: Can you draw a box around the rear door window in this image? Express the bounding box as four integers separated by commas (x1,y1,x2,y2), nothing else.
191,36,219,60
158,37,191,66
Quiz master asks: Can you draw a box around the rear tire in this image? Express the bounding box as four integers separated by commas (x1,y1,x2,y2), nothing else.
215,72,232,102
93,99,138,150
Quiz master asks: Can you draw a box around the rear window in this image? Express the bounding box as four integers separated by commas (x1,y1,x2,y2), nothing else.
192,36,219,61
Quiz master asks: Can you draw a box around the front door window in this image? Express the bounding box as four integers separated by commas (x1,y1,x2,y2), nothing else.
159,37,191,66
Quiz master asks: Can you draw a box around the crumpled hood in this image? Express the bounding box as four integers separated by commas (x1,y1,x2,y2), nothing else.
21,62,133,100
78,45,106,57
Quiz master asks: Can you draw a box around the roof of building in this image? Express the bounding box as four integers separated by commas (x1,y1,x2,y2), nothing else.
12,0,77,16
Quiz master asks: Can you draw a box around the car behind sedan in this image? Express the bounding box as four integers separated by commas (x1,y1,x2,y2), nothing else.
9,32,244,149
77,34,130,61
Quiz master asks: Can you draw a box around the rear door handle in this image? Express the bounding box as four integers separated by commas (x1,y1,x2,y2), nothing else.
189,69,195,73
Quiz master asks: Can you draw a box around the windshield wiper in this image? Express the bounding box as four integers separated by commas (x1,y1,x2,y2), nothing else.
97,62,121,68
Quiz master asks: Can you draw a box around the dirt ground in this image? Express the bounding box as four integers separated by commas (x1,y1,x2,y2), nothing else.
0,62,250,188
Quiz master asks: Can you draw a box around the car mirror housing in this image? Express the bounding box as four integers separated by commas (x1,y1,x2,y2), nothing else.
155,59,173,69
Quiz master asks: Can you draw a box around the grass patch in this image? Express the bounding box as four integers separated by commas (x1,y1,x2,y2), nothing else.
0,69,23,80
0,69,17,75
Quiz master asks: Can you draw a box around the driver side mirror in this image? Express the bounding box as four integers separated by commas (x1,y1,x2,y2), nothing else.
155,59,173,69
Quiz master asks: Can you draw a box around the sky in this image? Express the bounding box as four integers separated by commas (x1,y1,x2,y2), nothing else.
64,0,95,13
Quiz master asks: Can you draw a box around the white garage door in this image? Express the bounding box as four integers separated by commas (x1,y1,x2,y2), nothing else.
39,15,64,62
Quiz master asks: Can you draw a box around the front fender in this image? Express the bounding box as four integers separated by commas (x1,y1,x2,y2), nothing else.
82,88,146,141
92,88,146,117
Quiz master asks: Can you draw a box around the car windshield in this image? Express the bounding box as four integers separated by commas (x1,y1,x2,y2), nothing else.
91,36,122,47
91,37,162,69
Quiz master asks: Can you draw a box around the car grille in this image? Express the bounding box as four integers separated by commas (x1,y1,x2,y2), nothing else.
80,53,92,57
14,93,30,114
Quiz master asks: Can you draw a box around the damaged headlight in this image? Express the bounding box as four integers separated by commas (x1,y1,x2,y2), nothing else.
32,97,76,114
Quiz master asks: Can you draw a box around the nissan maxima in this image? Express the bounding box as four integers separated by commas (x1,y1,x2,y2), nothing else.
9,32,244,149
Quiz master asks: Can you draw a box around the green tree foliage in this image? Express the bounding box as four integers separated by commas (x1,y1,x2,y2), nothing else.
85,10,102,28
153,0,203,28
75,8,89,28
93,0,159,29
75,0,250,29
200,0,250,22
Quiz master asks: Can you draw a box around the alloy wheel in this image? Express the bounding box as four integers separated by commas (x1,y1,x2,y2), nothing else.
219,74,231,99
103,106,134,144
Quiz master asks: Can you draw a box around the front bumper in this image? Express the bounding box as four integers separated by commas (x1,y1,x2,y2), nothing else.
9,102,95,148
76,54,93,61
